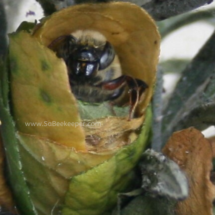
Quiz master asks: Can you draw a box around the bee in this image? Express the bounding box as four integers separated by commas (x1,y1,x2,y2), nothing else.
48,30,148,119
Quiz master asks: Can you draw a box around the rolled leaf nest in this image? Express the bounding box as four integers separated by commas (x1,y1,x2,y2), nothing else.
3,2,160,215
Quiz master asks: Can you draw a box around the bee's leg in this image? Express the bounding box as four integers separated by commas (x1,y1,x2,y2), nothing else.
134,79,148,95
125,77,139,120
102,75,140,120
100,75,148,94
99,75,126,90
99,75,148,120
125,77,148,120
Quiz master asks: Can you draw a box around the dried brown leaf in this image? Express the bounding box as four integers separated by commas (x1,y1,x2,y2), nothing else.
208,136,215,157
163,127,215,215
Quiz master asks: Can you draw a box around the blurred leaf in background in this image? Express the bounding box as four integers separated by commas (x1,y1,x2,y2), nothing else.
160,4,215,144
0,0,7,57
151,1,215,150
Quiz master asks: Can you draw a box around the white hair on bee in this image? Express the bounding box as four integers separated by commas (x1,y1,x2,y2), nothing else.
71,30,107,47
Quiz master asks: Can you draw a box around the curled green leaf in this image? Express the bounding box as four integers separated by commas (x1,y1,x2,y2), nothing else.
0,2,160,215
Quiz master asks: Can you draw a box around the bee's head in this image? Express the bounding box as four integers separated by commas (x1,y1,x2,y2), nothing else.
48,30,124,103
57,30,116,82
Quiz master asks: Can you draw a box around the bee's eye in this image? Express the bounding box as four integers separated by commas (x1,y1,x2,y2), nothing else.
76,46,99,62
99,42,115,70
